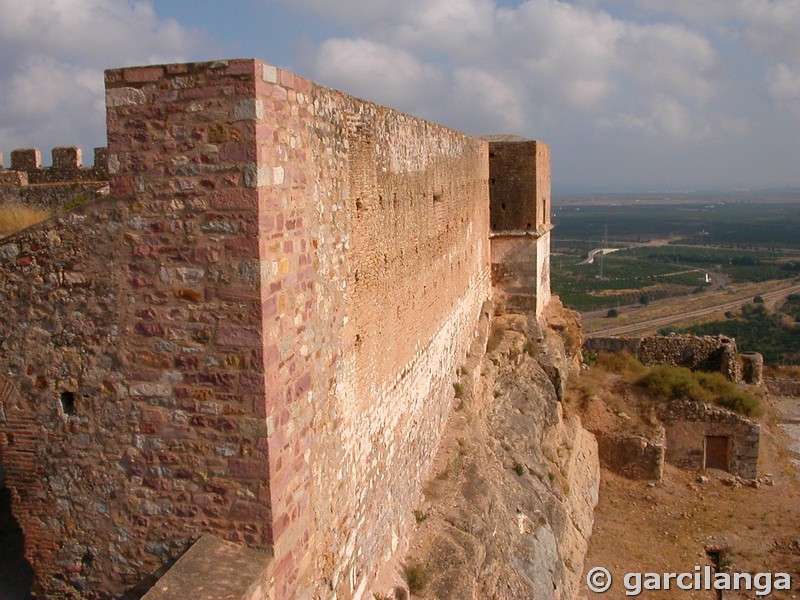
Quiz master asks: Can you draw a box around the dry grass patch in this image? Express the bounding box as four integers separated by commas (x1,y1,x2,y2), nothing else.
0,202,50,236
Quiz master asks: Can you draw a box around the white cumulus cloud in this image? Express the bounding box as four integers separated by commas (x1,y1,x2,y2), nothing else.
314,38,446,117
0,0,203,163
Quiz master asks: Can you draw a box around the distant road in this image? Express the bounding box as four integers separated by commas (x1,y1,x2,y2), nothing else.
585,282,800,337
583,247,621,264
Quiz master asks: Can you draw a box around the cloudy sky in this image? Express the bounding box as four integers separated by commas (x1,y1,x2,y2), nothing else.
1,0,800,193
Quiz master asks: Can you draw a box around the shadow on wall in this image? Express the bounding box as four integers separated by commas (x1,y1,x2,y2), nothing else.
0,454,35,599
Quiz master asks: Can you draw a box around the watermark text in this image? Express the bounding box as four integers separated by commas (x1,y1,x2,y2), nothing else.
586,566,791,596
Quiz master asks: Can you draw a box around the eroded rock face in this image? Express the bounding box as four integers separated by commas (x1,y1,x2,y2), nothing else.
402,304,599,600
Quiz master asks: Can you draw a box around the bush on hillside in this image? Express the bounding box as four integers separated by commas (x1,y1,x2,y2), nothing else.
637,364,763,417
595,351,647,379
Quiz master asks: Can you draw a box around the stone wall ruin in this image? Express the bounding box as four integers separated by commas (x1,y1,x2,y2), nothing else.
585,334,746,382
657,399,760,479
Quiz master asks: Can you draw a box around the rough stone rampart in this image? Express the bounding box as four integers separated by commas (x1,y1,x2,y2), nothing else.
0,146,109,210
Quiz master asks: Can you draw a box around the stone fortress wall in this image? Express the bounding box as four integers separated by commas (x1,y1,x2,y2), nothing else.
0,58,551,599
0,146,110,209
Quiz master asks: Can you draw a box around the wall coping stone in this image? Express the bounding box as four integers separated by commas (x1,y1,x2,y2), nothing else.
142,534,272,600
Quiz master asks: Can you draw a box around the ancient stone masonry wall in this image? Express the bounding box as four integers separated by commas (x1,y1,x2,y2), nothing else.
0,147,109,210
656,399,760,479
0,201,129,596
585,335,741,381
0,61,279,597
253,67,491,598
0,58,492,599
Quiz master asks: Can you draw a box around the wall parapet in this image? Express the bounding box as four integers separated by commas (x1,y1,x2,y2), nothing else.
141,535,273,600
1,146,108,183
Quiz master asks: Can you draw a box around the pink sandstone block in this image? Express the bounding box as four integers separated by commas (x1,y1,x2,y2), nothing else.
220,143,258,162
224,237,259,257
104,69,123,83
124,66,165,83
215,325,261,347
210,188,259,210
279,70,294,89
294,76,312,94
165,63,189,74
224,59,257,76
227,457,270,480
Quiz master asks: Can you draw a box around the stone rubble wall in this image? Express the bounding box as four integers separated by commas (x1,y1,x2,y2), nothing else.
591,428,665,480
765,378,800,397
585,334,741,381
1,61,280,597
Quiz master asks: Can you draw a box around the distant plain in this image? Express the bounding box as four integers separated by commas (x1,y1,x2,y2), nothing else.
552,190,800,364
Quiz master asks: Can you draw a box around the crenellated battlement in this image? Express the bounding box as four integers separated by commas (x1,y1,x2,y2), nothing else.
0,146,109,209
1,146,109,183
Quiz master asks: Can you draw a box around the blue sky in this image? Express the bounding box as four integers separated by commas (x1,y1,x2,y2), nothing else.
2,0,800,194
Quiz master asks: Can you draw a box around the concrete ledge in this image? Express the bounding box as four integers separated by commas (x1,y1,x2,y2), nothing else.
142,534,273,600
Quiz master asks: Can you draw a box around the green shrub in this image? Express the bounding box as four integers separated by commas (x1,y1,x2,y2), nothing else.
695,371,735,396
716,390,764,417
638,365,712,403
596,351,646,377
63,192,91,211
403,563,431,594
638,365,763,417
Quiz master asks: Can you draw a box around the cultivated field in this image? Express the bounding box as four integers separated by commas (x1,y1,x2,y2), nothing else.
553,192,800,363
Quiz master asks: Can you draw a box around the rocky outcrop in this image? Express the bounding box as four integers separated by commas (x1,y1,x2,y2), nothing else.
400,301,599,600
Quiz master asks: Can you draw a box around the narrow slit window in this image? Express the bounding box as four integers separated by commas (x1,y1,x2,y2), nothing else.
60,391,76,416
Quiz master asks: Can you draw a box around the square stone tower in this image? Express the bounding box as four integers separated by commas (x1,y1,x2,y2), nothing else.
485,136,552,319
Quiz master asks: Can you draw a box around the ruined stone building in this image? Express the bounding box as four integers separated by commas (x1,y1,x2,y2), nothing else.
0,59,553,598
584,335,762,480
